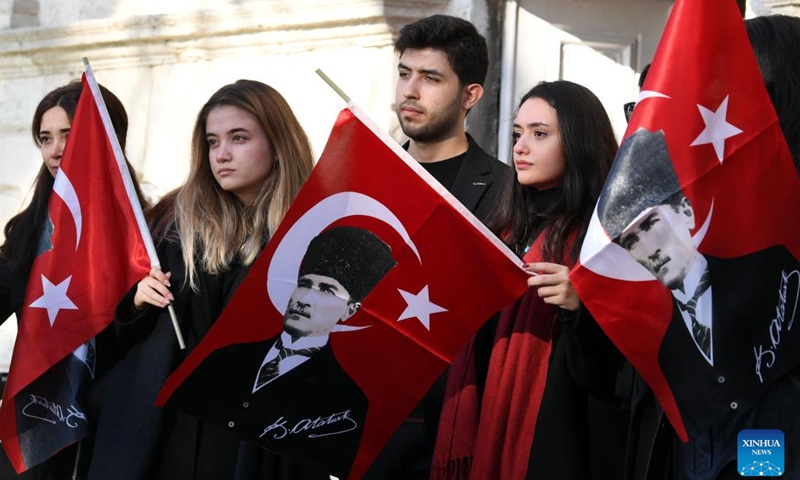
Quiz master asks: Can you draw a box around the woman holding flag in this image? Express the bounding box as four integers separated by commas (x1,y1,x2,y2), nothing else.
0,81,147,479
432,80,625,479
88,80,327,480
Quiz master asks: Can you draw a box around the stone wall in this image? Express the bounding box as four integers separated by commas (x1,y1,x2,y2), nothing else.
749,0,800,16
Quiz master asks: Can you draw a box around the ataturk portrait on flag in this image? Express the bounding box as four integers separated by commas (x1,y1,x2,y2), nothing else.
157,106,528,479
569,0,800,443
592,128,799,434
171,225,397,472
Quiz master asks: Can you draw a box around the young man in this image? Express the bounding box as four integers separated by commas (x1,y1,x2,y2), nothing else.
394,14,508,222
364,14,509,479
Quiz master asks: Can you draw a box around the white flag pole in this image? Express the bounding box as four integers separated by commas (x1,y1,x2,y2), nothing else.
82,58,186,350
314,68,526,271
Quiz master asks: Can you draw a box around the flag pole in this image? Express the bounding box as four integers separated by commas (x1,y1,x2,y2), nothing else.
315,68,526,273
315,69,351,104
82,58,186,350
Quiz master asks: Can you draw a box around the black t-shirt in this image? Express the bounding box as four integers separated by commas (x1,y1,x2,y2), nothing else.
418,152,466,192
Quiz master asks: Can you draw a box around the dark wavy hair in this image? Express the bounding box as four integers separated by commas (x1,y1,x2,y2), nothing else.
394,14,488,88
1,80,147,275
746,14,800,173
487,81,617,263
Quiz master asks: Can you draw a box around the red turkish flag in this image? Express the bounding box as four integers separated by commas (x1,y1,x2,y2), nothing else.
0,69,154,472
570,0,800,441
157,105,528,478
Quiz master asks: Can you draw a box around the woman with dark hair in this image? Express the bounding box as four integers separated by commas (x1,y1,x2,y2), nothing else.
432,80,626,480
0,81,147,479
745,14,800,172
88,80,327,480
2,81,146,283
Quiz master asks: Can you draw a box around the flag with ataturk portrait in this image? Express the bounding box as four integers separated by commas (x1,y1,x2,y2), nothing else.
0,65,156,472
156,104,529,479
570,0,800,442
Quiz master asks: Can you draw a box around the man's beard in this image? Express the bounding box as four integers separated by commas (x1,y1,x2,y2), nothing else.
397,93,463,143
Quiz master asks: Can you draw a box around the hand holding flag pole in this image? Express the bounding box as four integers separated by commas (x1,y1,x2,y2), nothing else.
82,58,185,350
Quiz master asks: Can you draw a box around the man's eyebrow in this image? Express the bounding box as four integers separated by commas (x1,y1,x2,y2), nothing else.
397,62,443,77
318,282,340,292
297,277,312,286
639,211,660,228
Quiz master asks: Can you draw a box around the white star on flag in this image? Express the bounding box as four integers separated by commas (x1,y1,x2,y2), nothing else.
29,275,79,326
396,285,447,331
690,95,743,163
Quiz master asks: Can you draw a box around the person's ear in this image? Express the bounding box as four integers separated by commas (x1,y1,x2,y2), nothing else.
340,302,361,322
679,196,695,230
462,84,484,111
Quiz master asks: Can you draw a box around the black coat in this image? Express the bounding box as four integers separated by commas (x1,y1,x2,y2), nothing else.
446,134,508,224
526,305,631,480
660,246,800,436
86,231,326,480
171,336,366,478
625,245,800,480
0,259,91,480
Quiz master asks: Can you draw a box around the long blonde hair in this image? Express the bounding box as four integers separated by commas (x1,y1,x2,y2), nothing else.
176,80,314,290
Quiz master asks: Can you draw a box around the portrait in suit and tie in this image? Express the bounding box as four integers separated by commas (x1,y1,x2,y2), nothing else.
615,191,713,365
602,129,714,365
253,225,397,391
597,128,799,433
170,225,397,476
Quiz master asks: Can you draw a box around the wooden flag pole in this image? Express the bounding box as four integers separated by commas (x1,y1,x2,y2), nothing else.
315,69,351,104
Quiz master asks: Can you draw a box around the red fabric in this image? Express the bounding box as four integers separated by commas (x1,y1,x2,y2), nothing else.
156,106,529,479
432,233,568,480
430,338,480,480
0,74,151,472
570,0,800,442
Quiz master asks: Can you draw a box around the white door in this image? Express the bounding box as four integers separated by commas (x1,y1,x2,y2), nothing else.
498,0,673,159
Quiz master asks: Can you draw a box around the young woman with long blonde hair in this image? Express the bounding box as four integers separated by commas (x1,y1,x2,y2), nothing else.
89,80,326,480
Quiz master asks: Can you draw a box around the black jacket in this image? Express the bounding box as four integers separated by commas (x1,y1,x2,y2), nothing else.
0,260,92,480
172,337,365,478
87,230,328,480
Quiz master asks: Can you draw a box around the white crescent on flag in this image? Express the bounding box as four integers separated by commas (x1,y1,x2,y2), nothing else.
52,171,82,251
266,191,423,332
579,201,714,281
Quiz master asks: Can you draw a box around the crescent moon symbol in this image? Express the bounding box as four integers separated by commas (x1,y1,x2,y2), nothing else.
579,200,714,281
636,90,671,105
53,171,82,251
266,191,420,317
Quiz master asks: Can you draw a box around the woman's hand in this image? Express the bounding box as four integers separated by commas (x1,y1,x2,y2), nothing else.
524,262,580,311
133,267,174,309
